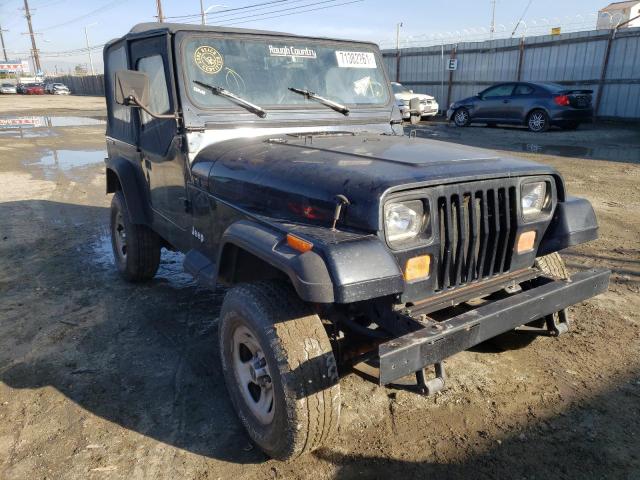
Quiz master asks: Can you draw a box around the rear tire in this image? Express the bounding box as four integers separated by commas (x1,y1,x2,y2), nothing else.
218,281,340,460
110,190,161,282
453,107,471,127
527,109,550,132
491,253,569,350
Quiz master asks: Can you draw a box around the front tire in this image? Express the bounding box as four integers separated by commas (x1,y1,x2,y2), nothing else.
527,109,550,132
219,281,340,460
110,191,161,282
453,107,471,127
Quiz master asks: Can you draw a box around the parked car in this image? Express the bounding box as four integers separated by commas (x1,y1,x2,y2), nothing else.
391,81,439,124
23,84,45,95
447,82,593,132
45,82,71,95
104,23,609,460
0,83,17,94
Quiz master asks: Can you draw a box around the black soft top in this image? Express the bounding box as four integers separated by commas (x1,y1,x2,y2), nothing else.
111,22,376,46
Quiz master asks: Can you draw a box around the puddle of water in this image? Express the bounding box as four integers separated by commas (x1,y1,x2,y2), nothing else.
519,143,640,164
0,115,105,138
91,233,196,289
24,149,106,180
0,115,105,128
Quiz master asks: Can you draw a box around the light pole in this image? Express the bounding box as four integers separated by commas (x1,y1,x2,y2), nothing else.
84,22,97,76
0,25,8,62
396,22,403,50
200,3,227,25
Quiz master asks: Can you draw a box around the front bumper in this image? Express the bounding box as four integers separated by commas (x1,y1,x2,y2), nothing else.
378,268,610,385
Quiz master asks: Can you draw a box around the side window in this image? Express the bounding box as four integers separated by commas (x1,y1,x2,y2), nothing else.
108,46,130,123
483,84,515,98
514,84,534,95
136,55,170,124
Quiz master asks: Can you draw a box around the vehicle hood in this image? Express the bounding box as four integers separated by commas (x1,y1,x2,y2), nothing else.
395,92,434,102
452,95,478,106
195,133,557,231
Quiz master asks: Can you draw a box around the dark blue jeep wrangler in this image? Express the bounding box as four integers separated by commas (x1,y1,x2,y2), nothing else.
104,23,609,460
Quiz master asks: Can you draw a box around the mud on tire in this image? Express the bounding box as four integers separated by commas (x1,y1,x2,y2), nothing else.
218,281,340,460
110,190,161,282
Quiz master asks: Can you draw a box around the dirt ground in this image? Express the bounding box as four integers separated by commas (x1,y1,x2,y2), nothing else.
0,97,638,480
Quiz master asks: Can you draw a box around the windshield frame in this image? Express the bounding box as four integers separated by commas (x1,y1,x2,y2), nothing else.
176,31,394,117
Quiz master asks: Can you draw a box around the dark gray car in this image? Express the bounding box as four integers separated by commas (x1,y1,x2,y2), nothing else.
447,82,593,132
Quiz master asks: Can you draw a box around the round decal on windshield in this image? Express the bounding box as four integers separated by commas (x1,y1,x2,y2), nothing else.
194,46,224,74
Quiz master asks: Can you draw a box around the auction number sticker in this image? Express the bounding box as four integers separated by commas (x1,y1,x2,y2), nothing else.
335,51,376,68
194,46,224,74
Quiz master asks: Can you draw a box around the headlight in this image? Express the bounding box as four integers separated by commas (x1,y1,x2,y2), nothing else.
385,201,424,243
521,181,548,221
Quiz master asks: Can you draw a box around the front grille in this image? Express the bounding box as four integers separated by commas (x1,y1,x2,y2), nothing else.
435,186,518,291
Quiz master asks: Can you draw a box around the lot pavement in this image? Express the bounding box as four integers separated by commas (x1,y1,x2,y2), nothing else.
0,97,639,479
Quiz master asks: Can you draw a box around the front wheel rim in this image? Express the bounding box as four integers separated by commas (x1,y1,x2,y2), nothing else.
113,211,127,260
529,112,546,131
232,324,275,425
455,110,468,126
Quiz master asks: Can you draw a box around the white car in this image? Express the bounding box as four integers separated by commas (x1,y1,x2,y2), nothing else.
0,83,17,94
391,82,439,123
46,83,71,95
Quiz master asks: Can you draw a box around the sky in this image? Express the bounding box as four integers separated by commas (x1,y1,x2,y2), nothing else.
0,0,611,73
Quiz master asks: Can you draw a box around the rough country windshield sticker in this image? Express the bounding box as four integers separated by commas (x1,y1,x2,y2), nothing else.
194,46,224,74
335,51,377,68
268,45,317,59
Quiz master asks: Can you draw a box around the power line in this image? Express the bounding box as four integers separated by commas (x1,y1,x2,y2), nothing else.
167,0,308,22
212,0,357,24
38,0,127,32
164,0,292,19
223,0,363,26
511,0,533,37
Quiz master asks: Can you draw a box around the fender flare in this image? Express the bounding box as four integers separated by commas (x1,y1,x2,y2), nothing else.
105,156,152,225
215,220,405,304
218,220,335,303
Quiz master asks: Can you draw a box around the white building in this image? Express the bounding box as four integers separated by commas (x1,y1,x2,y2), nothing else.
597,1,640,29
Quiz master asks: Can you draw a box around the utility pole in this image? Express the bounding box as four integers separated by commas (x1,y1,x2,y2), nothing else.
395,22,403,50
200,0,206,25
156,0,165,23
84,24,96,76
0,25,8,62
489,0,496,40
23,0,41,73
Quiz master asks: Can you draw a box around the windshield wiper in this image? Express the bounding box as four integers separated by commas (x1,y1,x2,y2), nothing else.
193,81,267,118
288,87,350,116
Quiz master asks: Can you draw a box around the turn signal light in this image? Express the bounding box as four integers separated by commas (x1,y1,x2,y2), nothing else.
517,231,536,253
404,255,431,282
286,234,313,253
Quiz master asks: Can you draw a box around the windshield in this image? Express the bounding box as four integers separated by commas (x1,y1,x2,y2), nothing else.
183,36,390,110
391,83,410,95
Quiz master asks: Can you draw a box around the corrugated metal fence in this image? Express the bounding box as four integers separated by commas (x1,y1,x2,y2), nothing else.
382,27,640,120
48,74,105,96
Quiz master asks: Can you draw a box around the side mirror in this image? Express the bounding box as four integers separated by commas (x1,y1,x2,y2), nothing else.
114,70,175,120
114,70,150,108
